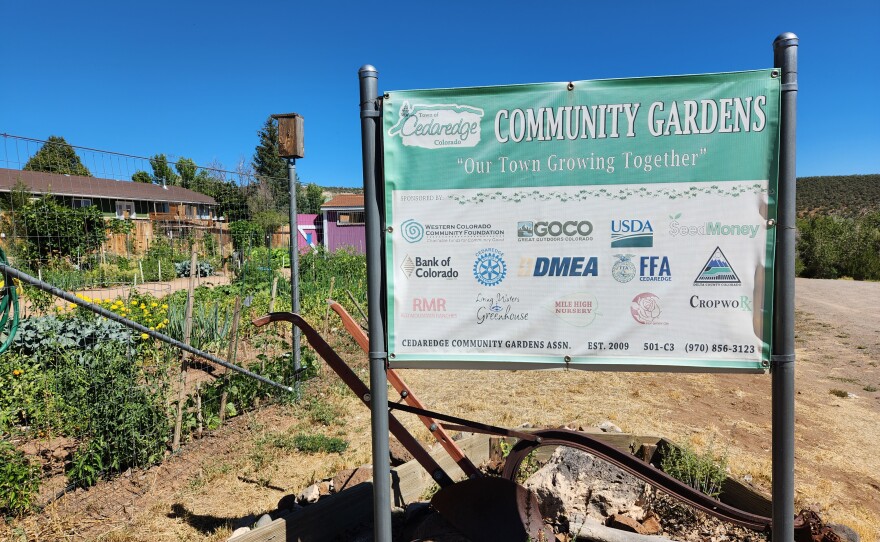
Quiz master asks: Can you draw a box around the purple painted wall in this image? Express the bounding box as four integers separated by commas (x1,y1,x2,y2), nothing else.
323,210,366,254
296,214,322,252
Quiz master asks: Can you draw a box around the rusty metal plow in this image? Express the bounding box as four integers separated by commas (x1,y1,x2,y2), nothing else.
254,305,829,540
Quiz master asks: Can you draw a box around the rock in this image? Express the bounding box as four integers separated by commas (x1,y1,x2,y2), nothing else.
389,437,414,466
524,447,647,529
277,494,304,512
332,466,373,493
254,513,273,528
228,526,251,540
318,480,332,495
828,523,860,542
639,513,662,535
608,514,643,533
598,420,623,433
297,483,321,504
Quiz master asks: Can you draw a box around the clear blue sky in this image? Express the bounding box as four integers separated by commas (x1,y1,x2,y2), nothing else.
2,1,877,187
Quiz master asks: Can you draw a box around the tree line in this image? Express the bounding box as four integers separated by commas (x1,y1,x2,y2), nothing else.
20,117,327,229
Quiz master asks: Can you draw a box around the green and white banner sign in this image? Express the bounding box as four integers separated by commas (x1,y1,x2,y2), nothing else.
382,70,780,372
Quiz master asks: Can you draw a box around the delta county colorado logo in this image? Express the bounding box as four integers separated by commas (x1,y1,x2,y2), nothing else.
473,248,507,286
611,219,653,248
401,219,425,243
517,220,594,241
694,247,741,286
387,101,485,149
631,293,665,325
400,255,458,279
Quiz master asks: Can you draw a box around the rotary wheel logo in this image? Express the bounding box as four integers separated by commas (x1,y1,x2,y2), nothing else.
473,248,507,286
612,254,636,283
401,219,424,243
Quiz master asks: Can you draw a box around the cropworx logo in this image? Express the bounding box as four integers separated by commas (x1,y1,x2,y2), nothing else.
388,101,484,149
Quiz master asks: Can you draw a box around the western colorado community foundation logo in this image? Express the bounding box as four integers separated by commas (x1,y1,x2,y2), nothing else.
401,219,425,243
694,247,741,286
388,101,484,149
473,248,507,286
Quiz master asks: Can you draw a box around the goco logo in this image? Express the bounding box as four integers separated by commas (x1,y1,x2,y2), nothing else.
518,220,593,239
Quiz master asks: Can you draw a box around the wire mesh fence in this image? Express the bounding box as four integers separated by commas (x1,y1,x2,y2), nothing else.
0,134,367,538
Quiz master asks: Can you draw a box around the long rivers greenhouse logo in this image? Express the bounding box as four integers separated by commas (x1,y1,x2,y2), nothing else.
388,101,484,149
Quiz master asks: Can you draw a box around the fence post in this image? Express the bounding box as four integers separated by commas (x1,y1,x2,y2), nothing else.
287,159,302,396
172,247,199,451
220,295,243,424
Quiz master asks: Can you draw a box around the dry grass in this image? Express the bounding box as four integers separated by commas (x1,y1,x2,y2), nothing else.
3,296,879,540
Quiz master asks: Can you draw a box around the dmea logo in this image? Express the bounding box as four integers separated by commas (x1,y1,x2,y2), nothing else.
388,101,484,149
611,219,653,248
401,219,424,243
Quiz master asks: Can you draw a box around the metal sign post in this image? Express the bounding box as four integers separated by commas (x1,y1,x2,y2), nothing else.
273,112,305,397
771,32,799,542
358,64,393,542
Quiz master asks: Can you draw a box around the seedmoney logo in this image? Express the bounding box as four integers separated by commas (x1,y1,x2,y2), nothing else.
388,101,484,149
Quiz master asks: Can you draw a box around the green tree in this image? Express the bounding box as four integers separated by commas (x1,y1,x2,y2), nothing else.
131,170,152,183
300,183,325,214
17,196,108,264
175,157,197,189
252,117,291,212
149,154,179,186
23,136,91,176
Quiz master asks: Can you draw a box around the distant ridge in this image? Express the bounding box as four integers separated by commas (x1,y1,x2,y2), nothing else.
797,174,880,217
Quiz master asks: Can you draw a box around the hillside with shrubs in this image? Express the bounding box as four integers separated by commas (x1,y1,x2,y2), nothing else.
795,174,880,280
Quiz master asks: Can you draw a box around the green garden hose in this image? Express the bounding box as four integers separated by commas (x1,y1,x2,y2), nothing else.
0,247,20,355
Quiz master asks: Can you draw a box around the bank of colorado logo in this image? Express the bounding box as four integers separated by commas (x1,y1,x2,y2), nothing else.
400,255,457,279
401,219,425,243
631,293,663,324
473,248,506,286
612,254,636,283
611,219,653,248
387,101,484,149
694,247,741,286
517,220,593,241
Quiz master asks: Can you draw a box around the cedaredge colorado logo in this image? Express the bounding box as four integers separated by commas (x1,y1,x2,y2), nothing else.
388,101,484,149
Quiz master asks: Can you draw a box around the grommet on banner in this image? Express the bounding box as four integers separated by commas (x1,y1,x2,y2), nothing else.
567,82,574,91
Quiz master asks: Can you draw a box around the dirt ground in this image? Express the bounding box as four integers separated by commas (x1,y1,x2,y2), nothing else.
4,278,879,541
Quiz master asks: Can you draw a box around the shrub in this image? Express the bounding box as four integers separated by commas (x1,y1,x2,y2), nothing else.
228,220,264,252
0,440,40,516
660,441,727,498
16,195,108,265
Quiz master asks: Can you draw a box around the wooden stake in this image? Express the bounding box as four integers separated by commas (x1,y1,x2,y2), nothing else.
219,296,242,424
269,276,278,313
324,276,335,335
138,260,145,284
196,382,203,439
172,248,198,451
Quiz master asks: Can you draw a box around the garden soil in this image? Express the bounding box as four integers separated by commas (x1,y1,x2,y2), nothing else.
4,277,879,541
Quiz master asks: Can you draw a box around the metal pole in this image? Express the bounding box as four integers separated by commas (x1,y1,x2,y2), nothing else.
772,31,798,542
288,159,301,398
359,64,392,542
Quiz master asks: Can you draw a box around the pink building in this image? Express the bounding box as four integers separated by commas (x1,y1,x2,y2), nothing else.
320,194,365,254
296,213,321,252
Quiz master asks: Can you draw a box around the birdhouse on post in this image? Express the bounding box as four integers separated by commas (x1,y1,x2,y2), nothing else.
272,113,304,159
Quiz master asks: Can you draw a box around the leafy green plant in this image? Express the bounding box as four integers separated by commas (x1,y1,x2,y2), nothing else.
0,440,41,516
12,315,132,355
660,441,727,498
16,195,108,265
291,433,348,454
174,260,214,278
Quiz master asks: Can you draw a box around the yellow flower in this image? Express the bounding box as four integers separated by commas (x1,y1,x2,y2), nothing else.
139,303,146,309
83,296,92,303
130,300,137,306
12,369,22,376
149,326,155,331
104,298,111,304
163,318,169,324
151,302,158,308
68,303,75,309
75,293,84,299
140,333,149,340
162,304,168,310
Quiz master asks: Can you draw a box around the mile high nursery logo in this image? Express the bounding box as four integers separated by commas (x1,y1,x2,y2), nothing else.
388,101,484,149
694,247,741,286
